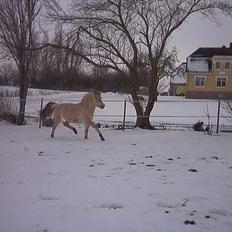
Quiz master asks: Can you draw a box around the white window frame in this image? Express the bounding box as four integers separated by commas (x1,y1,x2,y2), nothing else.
215,61,221,69
225,61,230,69
216,76,227,88
194,76,206,88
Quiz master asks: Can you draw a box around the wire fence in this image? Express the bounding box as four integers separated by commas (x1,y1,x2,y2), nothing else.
2,87,231,131
29,97,232,132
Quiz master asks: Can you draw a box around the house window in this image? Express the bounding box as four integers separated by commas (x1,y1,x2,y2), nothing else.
225,62,230,69
216,76,227,87
215,62,221,69
195,76,206,87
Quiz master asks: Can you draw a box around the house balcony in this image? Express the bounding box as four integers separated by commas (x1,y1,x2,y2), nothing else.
186,57,211,73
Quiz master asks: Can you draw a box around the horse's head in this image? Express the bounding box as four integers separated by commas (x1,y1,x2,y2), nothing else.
93,90,105,109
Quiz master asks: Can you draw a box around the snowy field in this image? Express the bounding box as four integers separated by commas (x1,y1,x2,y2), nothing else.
1,86,231,127
26,90,231,127
0,87,232,232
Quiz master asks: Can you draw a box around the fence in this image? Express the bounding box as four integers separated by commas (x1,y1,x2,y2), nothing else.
36,97,232,133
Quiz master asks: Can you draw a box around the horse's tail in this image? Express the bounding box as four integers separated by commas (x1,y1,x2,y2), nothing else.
40,102,57,123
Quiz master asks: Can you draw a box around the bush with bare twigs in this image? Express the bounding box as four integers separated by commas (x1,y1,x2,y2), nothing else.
222,101,232,123
0,89,18,123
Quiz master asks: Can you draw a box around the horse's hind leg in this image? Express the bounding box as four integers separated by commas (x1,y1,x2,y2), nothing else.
63,121,77,135
84,124,89,139
85,119,105,141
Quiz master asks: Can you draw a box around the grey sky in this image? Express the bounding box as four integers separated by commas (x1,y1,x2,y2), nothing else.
60,0,232,64
171,14,232,63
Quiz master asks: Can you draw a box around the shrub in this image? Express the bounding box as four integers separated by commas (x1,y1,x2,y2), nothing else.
0,89,18,123
222,100,232,123
193,121,204,131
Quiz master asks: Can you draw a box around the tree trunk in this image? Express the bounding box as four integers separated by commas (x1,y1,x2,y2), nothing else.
144,82,158,125
130,88,152,129
17,64,28,125
136,114,152,129
131,77,159,129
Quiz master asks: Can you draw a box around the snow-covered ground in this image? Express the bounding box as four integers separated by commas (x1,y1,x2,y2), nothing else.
0,123,232,232
0,88,232,232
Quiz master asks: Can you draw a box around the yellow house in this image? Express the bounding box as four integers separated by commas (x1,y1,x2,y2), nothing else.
185,43,232,99
169,76,186,96
169,63,186,96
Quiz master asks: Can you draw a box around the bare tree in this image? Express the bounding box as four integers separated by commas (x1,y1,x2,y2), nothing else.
45,0,232,128
222,98,232,123
35,23,83,89
0,0,40,124
91,66,109,90
0,62,19,86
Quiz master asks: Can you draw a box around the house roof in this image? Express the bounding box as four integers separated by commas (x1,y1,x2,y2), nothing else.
189,44,232,58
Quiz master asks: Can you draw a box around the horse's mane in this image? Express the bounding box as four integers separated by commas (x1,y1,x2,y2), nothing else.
81,92,93,103
81,91,101,103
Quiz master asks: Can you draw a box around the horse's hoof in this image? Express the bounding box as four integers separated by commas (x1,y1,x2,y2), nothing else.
101,137,105,141
51,134,54,138
73,129,77,135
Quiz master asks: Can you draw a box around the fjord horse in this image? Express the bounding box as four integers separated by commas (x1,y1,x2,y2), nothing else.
42,91,105,141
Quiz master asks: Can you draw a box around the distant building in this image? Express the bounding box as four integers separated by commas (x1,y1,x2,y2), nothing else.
185,43,232,99
169,63,186,96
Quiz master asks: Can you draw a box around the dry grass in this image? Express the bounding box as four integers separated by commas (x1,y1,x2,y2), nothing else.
222,100,232,123
0,88,19,97
0,89,18,123
0,87,61,123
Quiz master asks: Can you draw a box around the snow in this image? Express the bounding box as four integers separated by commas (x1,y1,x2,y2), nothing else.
0,124,232,232
0,89,232,232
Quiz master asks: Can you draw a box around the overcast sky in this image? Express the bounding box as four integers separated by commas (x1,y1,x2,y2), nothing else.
60,0,232,64
171,14,232,63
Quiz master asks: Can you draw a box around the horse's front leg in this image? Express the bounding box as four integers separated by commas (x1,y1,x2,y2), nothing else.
63,121,77,135
85,119,105,141
84,124,89,139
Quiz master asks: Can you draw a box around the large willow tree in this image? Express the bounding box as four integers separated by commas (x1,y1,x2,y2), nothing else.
46,0,232,128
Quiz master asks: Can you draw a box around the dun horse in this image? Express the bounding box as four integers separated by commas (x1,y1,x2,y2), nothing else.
41,91,105,141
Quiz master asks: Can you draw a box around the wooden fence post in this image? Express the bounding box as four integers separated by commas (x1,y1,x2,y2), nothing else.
216,98,221,134
39,98,43,128
122,100,127,131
